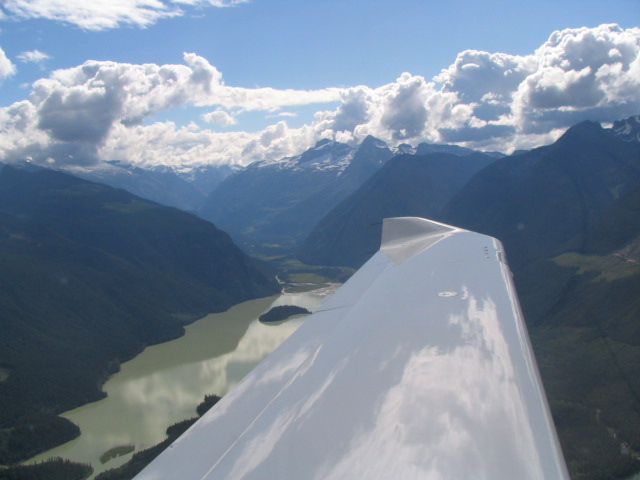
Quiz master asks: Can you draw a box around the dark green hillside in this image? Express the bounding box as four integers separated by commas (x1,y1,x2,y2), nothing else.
73,161,207,213
442,121,640,271
0,166,279,464
587,183,640,255
0,457,93,480
525,242,640,478
298,152,496,268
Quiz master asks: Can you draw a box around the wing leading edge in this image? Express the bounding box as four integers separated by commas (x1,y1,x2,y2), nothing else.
135,217,569,480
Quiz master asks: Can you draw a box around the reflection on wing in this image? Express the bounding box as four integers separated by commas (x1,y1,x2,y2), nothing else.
135,217,569,480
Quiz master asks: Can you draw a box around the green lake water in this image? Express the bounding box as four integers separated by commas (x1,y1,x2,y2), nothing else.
27,287,332,477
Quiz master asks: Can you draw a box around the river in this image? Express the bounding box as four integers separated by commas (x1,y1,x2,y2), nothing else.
27,285,336,477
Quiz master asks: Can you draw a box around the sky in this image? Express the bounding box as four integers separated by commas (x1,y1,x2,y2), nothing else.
0,0,639,169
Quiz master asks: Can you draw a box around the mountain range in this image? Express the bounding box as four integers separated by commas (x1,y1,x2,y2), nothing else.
198,136,394,251
195,135,507,256
64,161,236,213
2,115,640,480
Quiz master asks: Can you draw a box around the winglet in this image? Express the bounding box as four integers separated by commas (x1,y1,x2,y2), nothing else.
381,217,459,264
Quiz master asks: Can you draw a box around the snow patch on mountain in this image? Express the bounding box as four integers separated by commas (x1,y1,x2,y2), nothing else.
254,140,356,175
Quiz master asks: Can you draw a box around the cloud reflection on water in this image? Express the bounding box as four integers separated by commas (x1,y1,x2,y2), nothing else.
27,290,325,475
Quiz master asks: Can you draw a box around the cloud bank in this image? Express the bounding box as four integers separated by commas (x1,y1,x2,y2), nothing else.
0,24,639,168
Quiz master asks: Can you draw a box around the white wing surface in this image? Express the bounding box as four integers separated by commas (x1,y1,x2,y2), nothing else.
135,217,569,480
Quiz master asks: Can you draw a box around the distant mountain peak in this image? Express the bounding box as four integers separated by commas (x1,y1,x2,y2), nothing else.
415,142,505,159
250,139,354,175
611,114,640,143
360,135,388,149
314,138,333,149
555,120,606,145
395,143,416,155
299,139,352,164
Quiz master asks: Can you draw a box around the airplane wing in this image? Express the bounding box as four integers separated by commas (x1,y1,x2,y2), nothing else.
135,217,569,480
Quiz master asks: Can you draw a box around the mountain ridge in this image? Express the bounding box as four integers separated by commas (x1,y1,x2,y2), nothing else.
198,137,394,249
442,120,640,271
298,151,497,268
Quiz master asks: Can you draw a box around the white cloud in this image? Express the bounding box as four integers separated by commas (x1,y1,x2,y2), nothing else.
173,0,249,6
97,119,319,168
17,49,51,65
24,52,340,146
0,100,58,163
267,111,297,118
317,86,373,134
2,0,253,30
0,47,17,80
0,53,342,166
512,24,640,135
202,108,237,126
0,24,639,168
2,0,184,30
436,50,537,104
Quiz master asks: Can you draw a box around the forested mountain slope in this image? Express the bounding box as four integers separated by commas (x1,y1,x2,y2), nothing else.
442,120,640,271
0,166,279,464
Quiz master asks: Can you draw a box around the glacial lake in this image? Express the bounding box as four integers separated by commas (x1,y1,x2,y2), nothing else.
27,286,335,477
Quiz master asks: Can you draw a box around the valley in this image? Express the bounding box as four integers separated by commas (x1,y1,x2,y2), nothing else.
1,114,640,480
0,9,638,479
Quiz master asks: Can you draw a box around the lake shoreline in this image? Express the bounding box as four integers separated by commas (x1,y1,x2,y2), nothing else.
24,285,336,478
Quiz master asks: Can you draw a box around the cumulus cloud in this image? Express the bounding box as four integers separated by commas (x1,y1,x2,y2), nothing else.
325,87,373,133
29,52,337,137
0,47,17,80
436,50,537,103
0,53,342,166
313,24,639,152
98,119,319,168
380,73,431,140
0,24,639,169
513,24,640,134
202,109,237,126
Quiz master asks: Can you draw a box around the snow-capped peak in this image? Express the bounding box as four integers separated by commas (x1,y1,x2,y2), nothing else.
255,139,355,174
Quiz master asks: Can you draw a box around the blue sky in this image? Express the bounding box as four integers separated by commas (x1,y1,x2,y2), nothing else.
0,0,639,168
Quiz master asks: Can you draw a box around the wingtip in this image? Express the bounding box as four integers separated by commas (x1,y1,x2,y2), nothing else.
380,217,461,264
381,217,459,248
